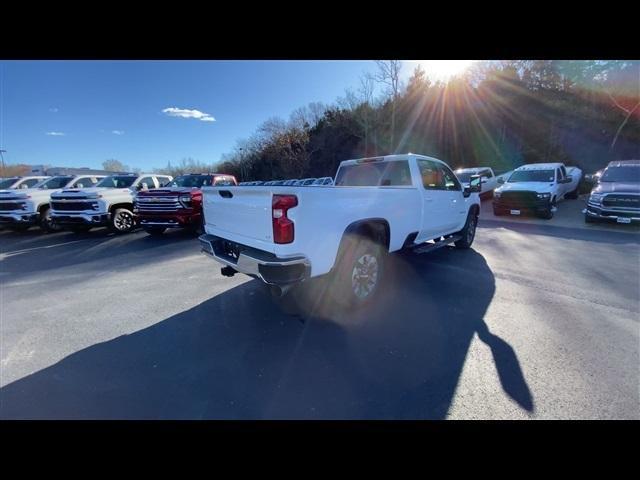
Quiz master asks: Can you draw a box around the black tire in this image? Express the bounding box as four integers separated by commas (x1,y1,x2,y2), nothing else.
190,213,205,236
70,225,92,233
585,214,597,224
39,206,62,233
455,209,479,249
109,207,136,234
330,234,386,310
540,198,556,220
144,227,166,236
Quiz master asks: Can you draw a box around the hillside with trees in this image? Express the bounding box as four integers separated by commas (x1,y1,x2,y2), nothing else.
214,60,639,181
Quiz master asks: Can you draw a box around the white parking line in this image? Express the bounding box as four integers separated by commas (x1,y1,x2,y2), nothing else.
0,239,90,259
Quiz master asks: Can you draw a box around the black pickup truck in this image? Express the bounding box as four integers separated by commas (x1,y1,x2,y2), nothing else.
584,160,640,224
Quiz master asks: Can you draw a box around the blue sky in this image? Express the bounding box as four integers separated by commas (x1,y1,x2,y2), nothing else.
0,60,400,171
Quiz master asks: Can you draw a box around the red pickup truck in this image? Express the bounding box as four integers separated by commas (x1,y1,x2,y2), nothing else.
134,173,237,235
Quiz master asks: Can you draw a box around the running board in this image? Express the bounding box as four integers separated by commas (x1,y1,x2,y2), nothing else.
412,234,462,254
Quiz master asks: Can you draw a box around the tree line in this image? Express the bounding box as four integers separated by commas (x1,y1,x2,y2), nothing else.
214,60,639,181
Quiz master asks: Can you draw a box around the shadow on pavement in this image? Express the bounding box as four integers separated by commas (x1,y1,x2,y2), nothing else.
0,247,533,419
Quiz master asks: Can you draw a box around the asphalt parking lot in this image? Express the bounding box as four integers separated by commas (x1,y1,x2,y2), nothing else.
1,197,639,419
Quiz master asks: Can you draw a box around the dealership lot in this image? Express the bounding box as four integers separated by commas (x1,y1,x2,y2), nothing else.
0,198,638,419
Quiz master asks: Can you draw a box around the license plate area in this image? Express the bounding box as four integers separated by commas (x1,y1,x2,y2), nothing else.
616,217,631,224
510,209,521,215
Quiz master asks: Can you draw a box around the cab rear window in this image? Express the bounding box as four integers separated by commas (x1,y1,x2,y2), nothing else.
335,161,412,187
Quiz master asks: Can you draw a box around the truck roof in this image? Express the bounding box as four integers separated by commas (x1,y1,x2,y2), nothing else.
339,153,447,167
455,167,493,173
516,163,565,171
607,160,640,167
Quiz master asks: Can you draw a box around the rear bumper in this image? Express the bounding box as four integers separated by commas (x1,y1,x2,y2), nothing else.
198,234,310,286
0,212,38,226
583,205,640,222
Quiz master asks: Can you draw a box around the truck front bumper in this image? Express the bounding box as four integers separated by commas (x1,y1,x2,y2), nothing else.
137,212,200,229
583,204,640,223
0,212,39,226
198,234,311,286
493,198,552,215
50,212,110,226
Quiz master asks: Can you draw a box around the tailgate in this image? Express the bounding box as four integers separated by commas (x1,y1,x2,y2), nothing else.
202,186,274,245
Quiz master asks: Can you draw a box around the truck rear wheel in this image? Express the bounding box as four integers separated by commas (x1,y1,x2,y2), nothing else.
110,208,136,234
455,209,478,249
540,199,556,220
331,234,385,309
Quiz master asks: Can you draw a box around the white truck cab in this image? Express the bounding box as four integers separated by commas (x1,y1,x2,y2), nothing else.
0,175,105,232
50,173,172,233
493,162,582,219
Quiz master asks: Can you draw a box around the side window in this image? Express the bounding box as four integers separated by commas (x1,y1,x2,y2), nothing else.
482,169,494,178
139,177,156,190
23,178,41,188
156,176,170,187
214,176,235,186
380,161,412,186
418,160,461,191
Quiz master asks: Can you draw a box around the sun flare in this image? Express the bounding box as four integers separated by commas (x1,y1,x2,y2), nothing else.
412,60,477,81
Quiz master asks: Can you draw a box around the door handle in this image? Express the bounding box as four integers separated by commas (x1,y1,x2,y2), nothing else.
425,197,433,202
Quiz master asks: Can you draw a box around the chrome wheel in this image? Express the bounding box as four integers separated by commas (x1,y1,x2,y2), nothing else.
113,210,134,231
351,253,379,299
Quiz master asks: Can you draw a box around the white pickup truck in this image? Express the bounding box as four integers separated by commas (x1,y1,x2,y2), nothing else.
199,154,482,308
454,167,498,198
0,174,105,232
50,173,172,233
493,162,582,219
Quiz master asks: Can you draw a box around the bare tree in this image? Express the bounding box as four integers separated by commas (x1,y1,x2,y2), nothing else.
374,60,402,152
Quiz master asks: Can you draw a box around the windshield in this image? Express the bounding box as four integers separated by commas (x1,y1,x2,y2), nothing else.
508,170,555,183
0,178,19,189
166,175,212,188
36,176,74,190
96,176,137,188
600,166,640,183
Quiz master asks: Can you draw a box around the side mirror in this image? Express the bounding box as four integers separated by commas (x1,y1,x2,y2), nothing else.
464,174,482,197
497,177,505,184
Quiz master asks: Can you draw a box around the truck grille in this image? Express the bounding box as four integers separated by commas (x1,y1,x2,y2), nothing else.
135,196,182,212
0,201,25,211
51,200,98,211
499,191,539,207
602,194,640,209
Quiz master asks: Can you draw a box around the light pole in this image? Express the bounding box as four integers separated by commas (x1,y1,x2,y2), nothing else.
0,149,6,174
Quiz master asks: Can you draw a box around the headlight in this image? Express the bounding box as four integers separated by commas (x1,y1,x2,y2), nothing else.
589,193,603,204
179,195,192,208
536,193,551,199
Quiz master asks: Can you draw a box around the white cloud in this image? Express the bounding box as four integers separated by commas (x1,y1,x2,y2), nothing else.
45,131,65,136
162,107,216,122
49,107,59,113
112,130,125,135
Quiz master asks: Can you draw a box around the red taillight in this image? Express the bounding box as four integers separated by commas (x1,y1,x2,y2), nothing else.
272,194,297,244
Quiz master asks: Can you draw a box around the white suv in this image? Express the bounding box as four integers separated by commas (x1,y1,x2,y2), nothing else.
50,173,172,233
